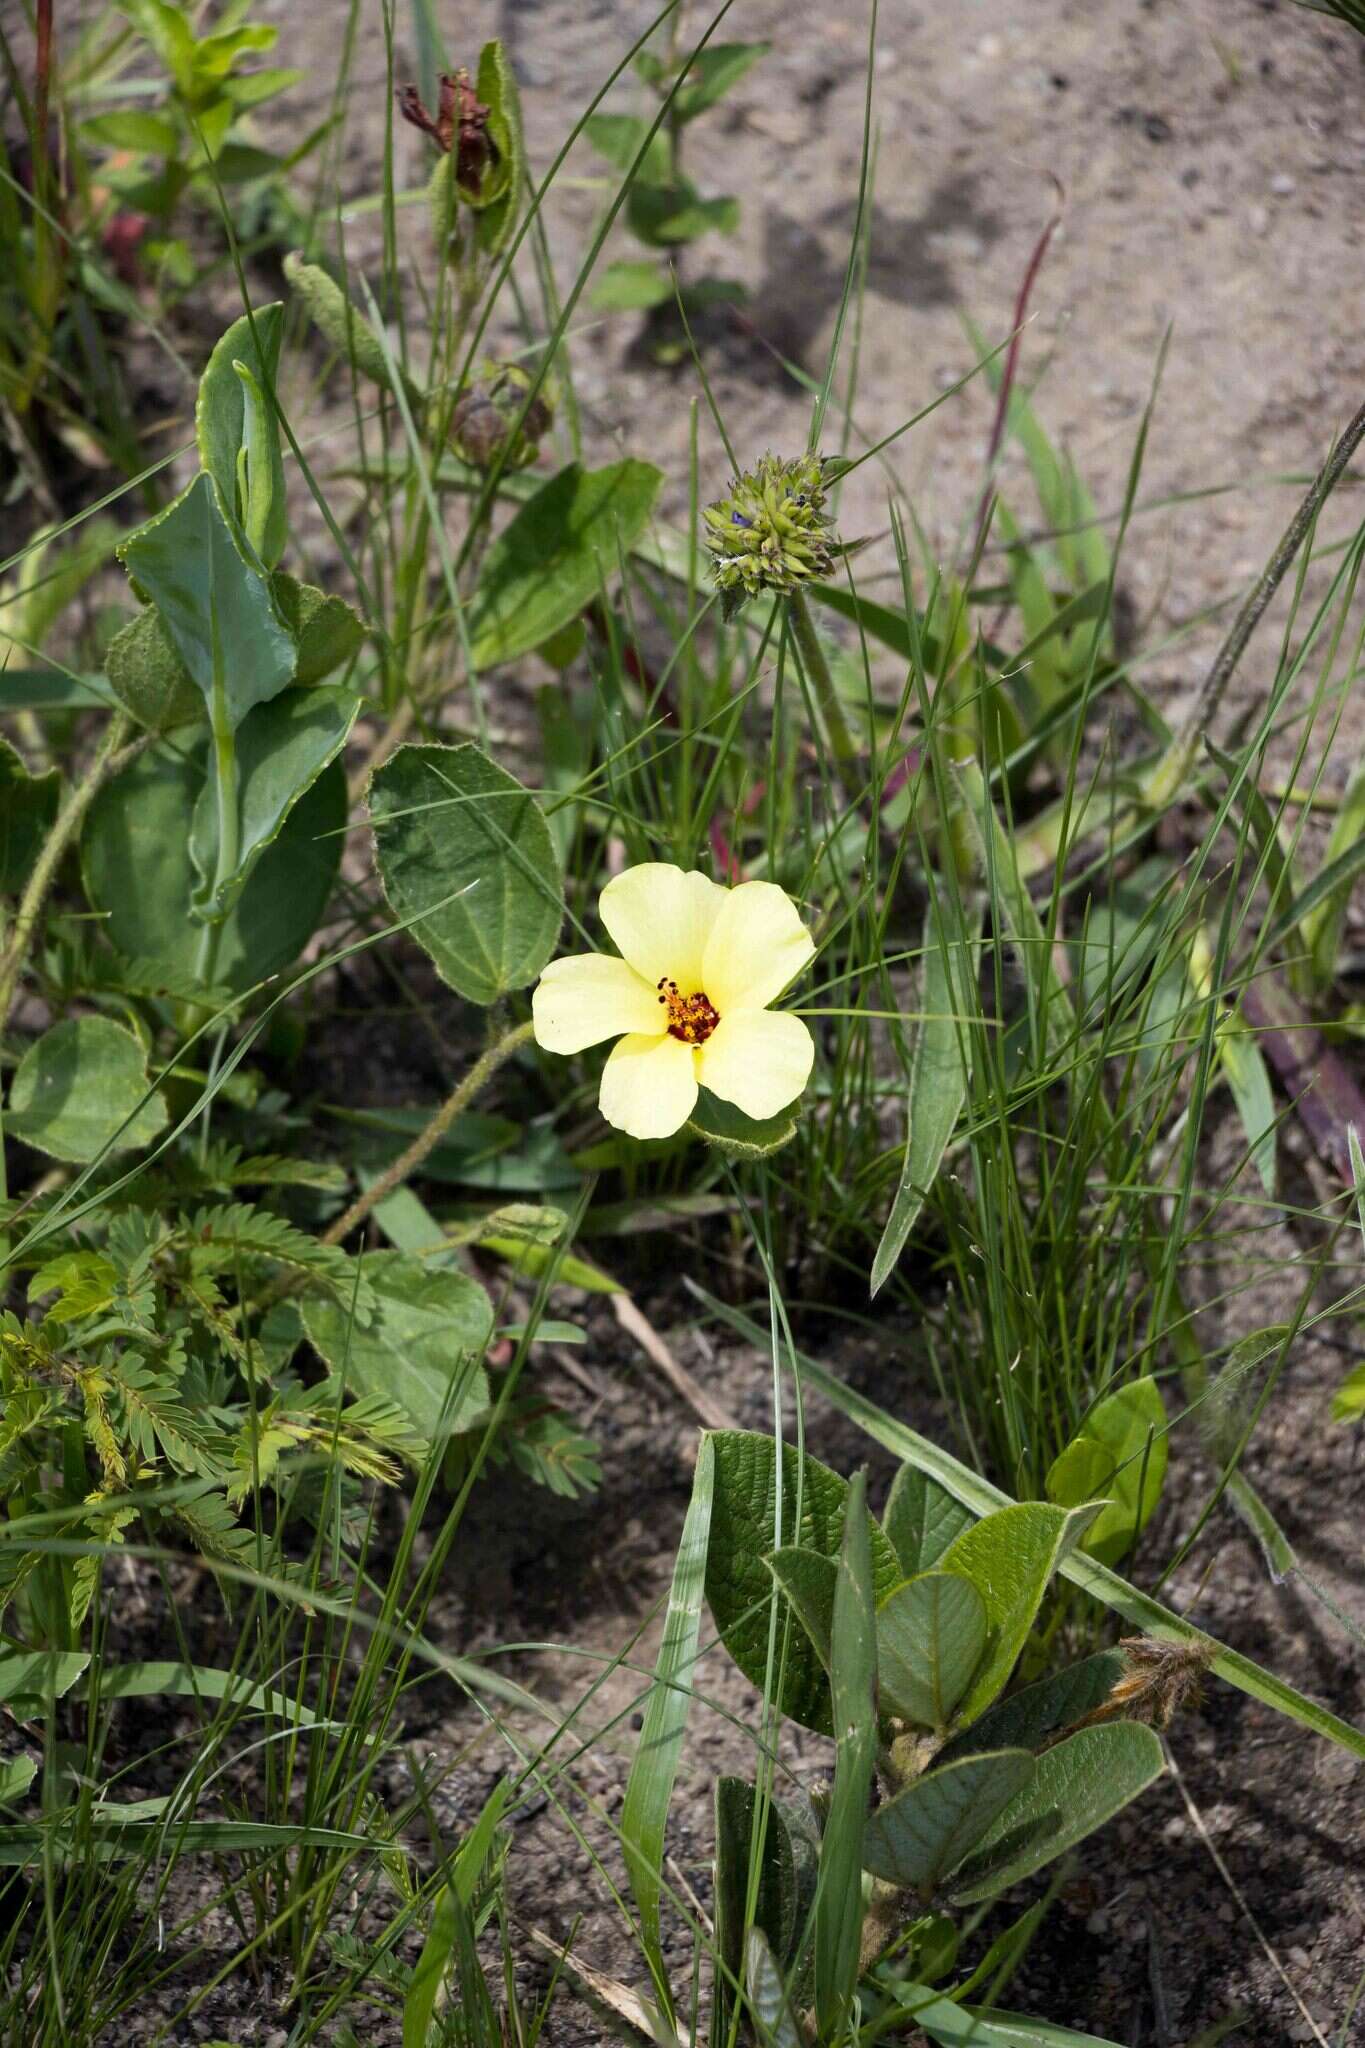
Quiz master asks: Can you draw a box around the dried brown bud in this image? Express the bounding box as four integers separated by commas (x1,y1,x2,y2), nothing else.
1059,1635,1215,1744
397,68,494,191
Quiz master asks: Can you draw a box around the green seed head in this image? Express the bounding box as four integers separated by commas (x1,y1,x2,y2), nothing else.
703,452,839,619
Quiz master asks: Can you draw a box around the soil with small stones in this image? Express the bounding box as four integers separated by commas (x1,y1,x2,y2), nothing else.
20,0,1365,2040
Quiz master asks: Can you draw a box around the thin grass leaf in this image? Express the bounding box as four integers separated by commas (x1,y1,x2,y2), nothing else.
621,1434,715,2013
872,893,983,1295
814,1470,878,2035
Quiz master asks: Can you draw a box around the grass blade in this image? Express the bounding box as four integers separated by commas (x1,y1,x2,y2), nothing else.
814,1470,878,2035
621,1433,715,2014
872,893,983,1296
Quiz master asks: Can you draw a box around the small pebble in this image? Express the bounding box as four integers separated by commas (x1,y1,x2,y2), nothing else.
1270,171,1297,196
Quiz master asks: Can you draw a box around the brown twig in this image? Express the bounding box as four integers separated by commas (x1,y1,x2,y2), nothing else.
0,714,143,1037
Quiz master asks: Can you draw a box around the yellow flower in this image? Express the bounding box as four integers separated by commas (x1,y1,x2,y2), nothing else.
532,864,816,1140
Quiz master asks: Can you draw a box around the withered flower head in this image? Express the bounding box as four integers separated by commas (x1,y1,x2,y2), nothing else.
398,68,494,191
450,361,554,471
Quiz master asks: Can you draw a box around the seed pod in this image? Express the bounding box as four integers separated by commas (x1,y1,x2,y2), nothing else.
450,361,554,470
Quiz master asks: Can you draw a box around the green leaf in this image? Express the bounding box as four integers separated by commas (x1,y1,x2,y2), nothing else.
815,1471,878,2036
470,39,523,259
0,738,60,892
189,683,358,920
7,1017,168,1163
478,1237,618,1293
715,1781,800,2021
936,1651,1126,1769
583,113,670,182
369,741,563,1006
745,1930,804,2048
1045,1377,1167,1567
283,252,404,396
590,259,673,313
931,1502,1102,1726
627,180,739,247
0,1649,89,1715
72,1661,328,1727
1218,1011,1277,1196
104,571,363,735
675,42,769,120
875,1571,987,1730
104,604,205,731
467,459,662,670
949,1723,1165,1903
872,893,982,1294
765,1545,837,1672
686,1088,800,1158
0,1757,36,1805
883,1463,975,1577
704,1430,899,1736
81,109,179,153
861,1749,1034,1895
621,1435,714,2004
195,303,287,568
1331,1358,1365,1422
713,1302,1365,1761
118,474,296,731
272,574,366,684
82,742,345,994
301,1251,492,1444
906,1992,1126,2048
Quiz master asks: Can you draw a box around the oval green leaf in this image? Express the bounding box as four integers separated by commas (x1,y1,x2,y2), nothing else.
301,1251,492,1444
875,1570,987,1731
1045,1376,1167,1568
82,742,345,994
861,1749,1034,1896
948,1723,1164,1904
369,741,562,1006
7,1017,168,1163
703,1430,900,1736
466,459,662,670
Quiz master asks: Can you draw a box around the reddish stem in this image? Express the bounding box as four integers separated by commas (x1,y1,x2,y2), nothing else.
973,179,1065,559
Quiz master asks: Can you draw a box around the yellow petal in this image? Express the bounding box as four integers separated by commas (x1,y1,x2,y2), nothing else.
599,1031,699,1139
698,1009,814,1120
532,953,664,1053
599,864,727,990
702,881,815,1013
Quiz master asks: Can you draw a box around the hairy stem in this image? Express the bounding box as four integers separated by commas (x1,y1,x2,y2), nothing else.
320,1017,535,1248
0,713,138,1036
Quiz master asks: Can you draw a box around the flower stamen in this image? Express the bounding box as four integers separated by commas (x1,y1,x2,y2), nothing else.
656,976,720,1045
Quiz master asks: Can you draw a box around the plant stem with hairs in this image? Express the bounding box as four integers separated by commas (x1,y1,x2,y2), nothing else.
319,1017,535,1248
0,713,139,1036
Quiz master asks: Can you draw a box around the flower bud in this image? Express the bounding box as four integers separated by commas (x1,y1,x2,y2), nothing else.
449,361,554,470
703,451,839,618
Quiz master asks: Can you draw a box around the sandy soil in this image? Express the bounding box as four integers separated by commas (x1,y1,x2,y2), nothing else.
50,0,1365,2039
